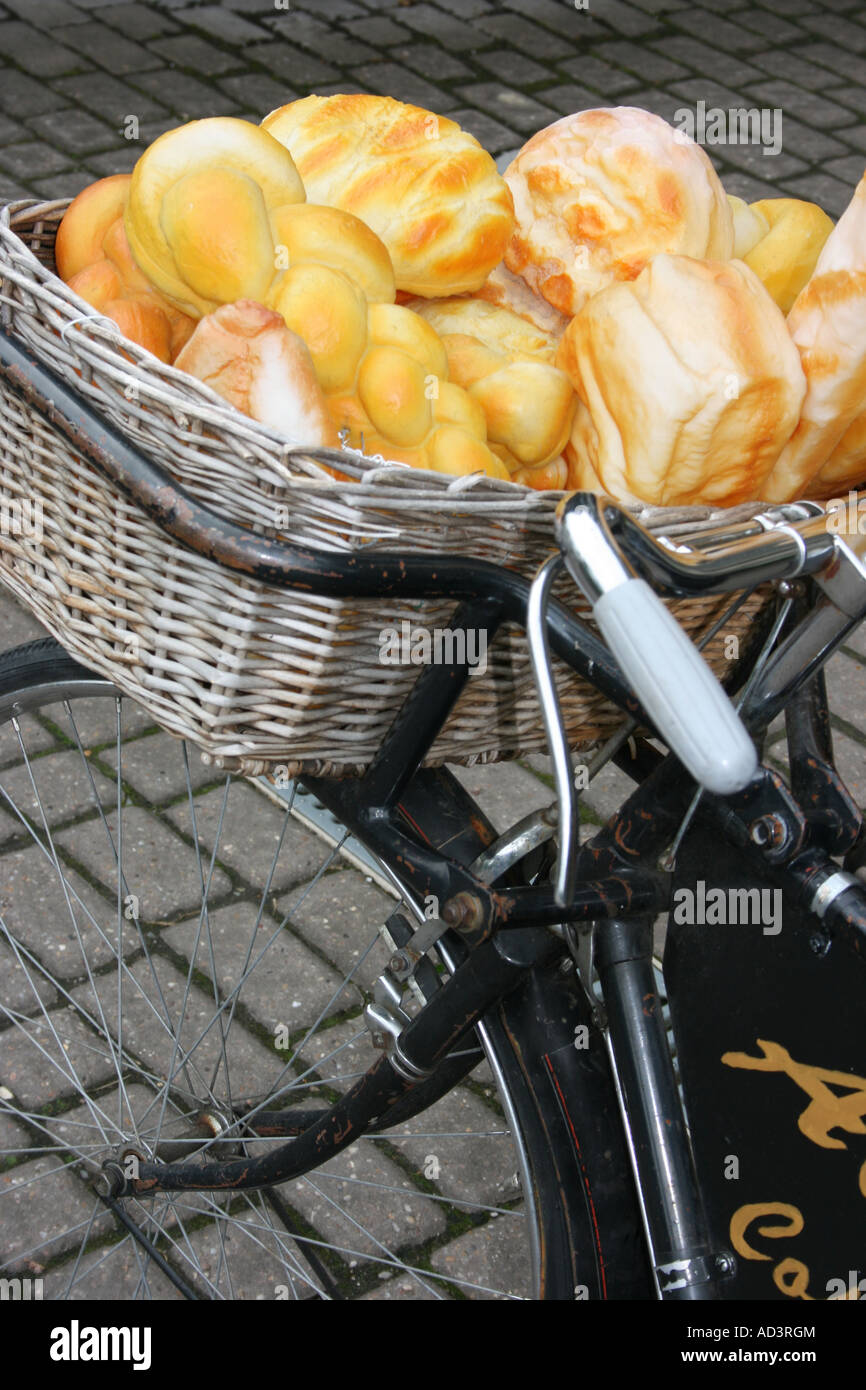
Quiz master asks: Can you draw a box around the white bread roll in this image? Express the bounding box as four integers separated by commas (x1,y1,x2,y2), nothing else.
174,299,339,448
557,254,806,508
764,172,866,502
407,296,561,364
505,107,734,317
261,95,514,297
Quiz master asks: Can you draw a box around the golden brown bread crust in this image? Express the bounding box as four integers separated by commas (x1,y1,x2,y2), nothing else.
504,107,733,318
261,95,514,298
556,254,805,508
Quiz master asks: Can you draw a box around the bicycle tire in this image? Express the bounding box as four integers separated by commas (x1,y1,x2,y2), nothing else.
0,637,652,1301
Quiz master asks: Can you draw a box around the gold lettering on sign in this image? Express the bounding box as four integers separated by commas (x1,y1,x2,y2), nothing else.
730,1202,804,1261
730,1204,814,1300
722,1039,866,1152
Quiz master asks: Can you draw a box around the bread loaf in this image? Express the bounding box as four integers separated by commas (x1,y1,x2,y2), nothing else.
58,174,196,361
261,95,514,297
557,254,805,507
124,117,305,318
504,107,733,317
742,197,835,313
174,299,339,449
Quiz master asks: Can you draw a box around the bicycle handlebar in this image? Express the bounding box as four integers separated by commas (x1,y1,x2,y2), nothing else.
554,493,866,797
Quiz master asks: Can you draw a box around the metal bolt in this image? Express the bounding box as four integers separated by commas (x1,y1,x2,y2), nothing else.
750,814,786,849
390,952,408,974
441,892,485,932
715,1253,733,1276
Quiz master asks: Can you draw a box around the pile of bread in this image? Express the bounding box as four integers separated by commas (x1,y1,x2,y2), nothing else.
55,96,866,508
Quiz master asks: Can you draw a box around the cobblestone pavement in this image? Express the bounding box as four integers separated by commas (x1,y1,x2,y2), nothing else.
1,0,865,1302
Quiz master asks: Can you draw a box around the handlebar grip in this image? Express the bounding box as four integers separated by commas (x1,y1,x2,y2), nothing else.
593,577,758,794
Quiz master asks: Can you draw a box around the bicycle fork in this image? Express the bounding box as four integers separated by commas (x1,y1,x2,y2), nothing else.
591,917,729,1300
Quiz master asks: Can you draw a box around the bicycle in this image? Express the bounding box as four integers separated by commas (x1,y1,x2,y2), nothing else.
1,326,865,1302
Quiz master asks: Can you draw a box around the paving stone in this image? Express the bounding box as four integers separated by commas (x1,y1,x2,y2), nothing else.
392,3,491,51
431,0,494,16
577,0,659,37
164,780,326,895
0,22,85,77
57,805,232,922
798,12,866,54
767,117,853,166
739,80,858,131
54,72,166,121
245,41,338,87
430,1211,531,1299
825,153,866,187
354,61,454,111
607,85,688,125
0,1005,119,1111
0,72,72,118
823,85,866,119
0,843,122,976
92,3,180,40
266,11,380,65
746,49,846,94
832,732,866,810
784,171,856,217
219,73,297,114
297,1016,380,1091
346,15,415,48
0,747,115,831
38,694,157,749
29,171,99,200
843,627,866,661
71,950,286,1096
474,13,566,61
1,0,86,23
161,898,360,1033
280,867,395,988
583,758,641,823
0,114,27,145
741,9,806,44
133,67,245,118
667,8,770,54
825,655,866,732
390,43,474,83
0,938,58,1015
557,52,642,96
650,37,766,90
451,758,551,833
0,1151,113,1272
836,126,866,157
361,1274,443,1299
52,22,165,75
0,591,50,649
387,1085,517,1208
289,0,368,18
538,83,616,115
147,32,244,75
285,1142,446,1262
719,170,791,203
804,42,866,86
594,39,689,84
0,144,72,181
172,4,271,43
179,1205,324,1299
457,82,558,133
100,728,219,804
27,108,120,154
443,106,522,153
58,1238,184,1299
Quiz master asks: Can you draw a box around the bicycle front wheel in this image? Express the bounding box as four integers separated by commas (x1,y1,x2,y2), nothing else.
0,638,649,1301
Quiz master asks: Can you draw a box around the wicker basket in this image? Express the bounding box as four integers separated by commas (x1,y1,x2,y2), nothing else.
0,198,779,776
